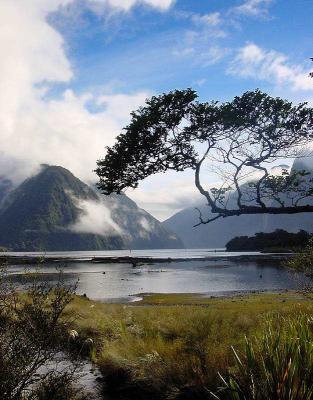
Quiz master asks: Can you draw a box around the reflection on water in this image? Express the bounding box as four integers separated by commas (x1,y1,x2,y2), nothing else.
4,248,266,259
6,257,303,302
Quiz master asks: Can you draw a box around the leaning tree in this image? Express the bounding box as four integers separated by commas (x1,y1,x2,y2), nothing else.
96,89,313,225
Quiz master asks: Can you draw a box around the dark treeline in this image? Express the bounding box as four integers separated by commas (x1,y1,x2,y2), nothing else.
226,229,312,252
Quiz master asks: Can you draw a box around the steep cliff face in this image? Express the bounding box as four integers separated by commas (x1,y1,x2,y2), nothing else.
0,165,183,251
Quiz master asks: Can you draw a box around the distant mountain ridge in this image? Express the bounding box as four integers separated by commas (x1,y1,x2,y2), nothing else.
0,165,183,251
163,158,313,248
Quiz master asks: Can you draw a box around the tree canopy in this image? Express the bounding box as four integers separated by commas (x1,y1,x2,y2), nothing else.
96,89,313,225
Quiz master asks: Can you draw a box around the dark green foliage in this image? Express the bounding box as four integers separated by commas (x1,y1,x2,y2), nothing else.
96,89,313,221
225,229,311,251
96,89,199,194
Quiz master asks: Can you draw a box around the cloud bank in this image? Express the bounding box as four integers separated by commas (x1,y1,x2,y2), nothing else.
93,0,175,12
0,0,167,183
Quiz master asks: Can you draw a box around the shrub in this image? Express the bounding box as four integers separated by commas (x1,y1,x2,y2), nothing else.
0,267,86,400
29,373,88,400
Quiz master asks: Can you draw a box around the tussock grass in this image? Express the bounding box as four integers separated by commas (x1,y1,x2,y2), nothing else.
65,292,313,399
215,314,313,399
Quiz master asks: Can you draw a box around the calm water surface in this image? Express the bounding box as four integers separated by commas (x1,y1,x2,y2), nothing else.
5,248,259,259
5,249,302,302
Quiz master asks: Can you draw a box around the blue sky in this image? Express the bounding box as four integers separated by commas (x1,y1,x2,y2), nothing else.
1,0,313,220
50,0,313,103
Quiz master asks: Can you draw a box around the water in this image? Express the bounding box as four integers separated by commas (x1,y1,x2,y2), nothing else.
4,249,302,302
4,248,261,259
34,354,102,400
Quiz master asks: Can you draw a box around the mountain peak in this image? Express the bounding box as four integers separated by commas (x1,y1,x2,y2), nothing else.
0,165,183,251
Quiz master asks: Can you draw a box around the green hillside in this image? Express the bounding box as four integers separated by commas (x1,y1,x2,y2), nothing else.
0,165,183,251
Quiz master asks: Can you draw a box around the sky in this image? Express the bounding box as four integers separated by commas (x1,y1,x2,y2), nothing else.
1,0,313,220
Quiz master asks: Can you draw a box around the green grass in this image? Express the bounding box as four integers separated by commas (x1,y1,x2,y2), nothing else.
64,292,313,399
213,314,313,399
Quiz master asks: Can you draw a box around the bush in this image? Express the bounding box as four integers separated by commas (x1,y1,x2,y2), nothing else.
29,373,88,400
287,237,313,279
0,267,86,400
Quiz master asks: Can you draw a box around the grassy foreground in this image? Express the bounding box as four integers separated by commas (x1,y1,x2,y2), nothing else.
65,292,313,399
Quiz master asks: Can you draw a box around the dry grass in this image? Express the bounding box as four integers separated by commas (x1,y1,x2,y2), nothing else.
64,292,313,399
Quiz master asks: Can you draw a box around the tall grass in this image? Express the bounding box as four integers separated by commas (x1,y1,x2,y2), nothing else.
214,315,313,400
66,293,313,399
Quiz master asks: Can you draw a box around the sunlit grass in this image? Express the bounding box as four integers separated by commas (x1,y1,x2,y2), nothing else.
64,292,313,398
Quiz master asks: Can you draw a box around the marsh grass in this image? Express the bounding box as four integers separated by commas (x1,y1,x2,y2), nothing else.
65,292,313,399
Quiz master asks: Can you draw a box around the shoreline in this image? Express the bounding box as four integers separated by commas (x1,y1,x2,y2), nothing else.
87,289,311,306
92,288,300,305
0,252,293,265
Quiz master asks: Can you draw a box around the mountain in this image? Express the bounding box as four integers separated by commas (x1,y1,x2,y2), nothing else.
0,165,183,251
163,159,313,248
163,207,265,248
0,176,13,205
103,193,183,249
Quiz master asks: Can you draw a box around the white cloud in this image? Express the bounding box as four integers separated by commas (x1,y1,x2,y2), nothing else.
197,46,229,67
71,197,123,235
96,93,149,119
171,9,228,67
81,0,174,13
190,11,226,39
139,217,153,232
0,1,72,136
0,1,151,183
172,31,228,66
232,0,273,18
228,43,313,91
192,12,221,27
107,0,174,11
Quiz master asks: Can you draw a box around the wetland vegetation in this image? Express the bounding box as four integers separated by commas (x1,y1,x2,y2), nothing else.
66,291,313,399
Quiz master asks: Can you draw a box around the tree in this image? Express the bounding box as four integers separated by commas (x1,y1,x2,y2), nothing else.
286,237,313,280
96,89,313,225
